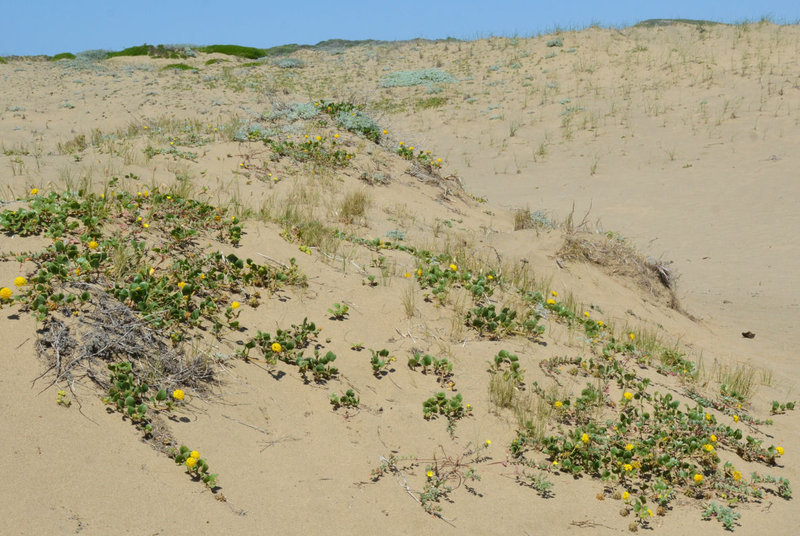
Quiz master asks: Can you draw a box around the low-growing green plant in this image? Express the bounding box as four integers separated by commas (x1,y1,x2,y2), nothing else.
771,400,796,414
408,352,454,387
423,392,469,436
701,501,741,531
170,445,218,488
489,349,524,385
369,348,392,376
328,302,349,320
296,350,338,382
330,389,360,409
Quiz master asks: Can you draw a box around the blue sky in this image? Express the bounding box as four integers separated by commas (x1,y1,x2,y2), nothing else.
1,1,798,56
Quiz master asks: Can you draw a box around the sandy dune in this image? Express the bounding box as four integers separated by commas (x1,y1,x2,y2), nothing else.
1,21,798,535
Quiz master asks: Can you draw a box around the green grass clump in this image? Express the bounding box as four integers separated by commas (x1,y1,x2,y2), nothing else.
380,68,455,88
162,63,196,71
50,52,76,61
415,96,447,110
0,56,7,64
197,44,265,59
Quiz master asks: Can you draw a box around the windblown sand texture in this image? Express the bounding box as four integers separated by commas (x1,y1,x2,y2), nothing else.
1,21,798,535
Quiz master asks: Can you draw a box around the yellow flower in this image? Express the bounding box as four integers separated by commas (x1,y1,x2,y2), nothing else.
149,267,155,276
552,461,558,466
554,400,563,408
693,473,704,483
776,446,785,456
271,342,282,353
231,301,240,309
625,443,634,451
426,470,434,478
705,413,712,421
623,392,633,401
142,223,149,229
710,435,717,442
487,274,494,280
13,276,27,287
449,264,457,272
409,146,414,151
30,188,39,195
581,433,590,444
315,135,321,141
623,464,633,472
703,443,714,453
399,141,404,146
546,298,556,305
622,491,630,500
647,509,653,517
733,414,739,422
466,404,472,411
333,133,339,138
632,461,641,469
597,320,604,326
485,439,492,446
177,282,186,289
87,240,98,250
403,272,411,278
416,268,422,276
382,129,388,135
185,456,197,468
629,333,635,341
584,311,590,318
172,389,185,401
190,450,200,459
732,470,742,481
0,287,12,300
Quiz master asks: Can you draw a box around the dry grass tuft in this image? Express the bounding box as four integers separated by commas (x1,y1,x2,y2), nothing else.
558,230,679,308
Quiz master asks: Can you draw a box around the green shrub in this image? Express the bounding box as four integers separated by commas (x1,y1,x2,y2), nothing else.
197,44,265,59
50,52,76,61
162,63,196,71
380,68,455,88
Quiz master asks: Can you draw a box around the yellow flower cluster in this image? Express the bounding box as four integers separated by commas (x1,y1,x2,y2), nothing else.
693,473,704,483
231,301,240,309
449,264,457,272
271,342,282,353
554,400,563,408
87,240,99,250
185,457,197,468
776,446,785,456
623,463,633,472
172,389,185,401
14,276,27,287
580,433,590,444
622,491,630,500
625,443,634,451
623,392,633,401
0,287,12,300
190,450,200,459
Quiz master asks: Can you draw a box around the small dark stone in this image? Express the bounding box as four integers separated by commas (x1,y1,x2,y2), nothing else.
741,331,756,339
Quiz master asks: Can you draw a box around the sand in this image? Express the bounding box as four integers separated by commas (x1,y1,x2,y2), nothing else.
1,21,798,535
